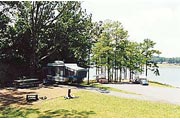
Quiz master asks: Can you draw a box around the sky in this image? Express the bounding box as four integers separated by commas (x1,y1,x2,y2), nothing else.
81,0,180,57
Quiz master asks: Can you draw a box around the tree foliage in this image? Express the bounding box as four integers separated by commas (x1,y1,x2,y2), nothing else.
92,20,161,82
152,56,180,64
0,1,93,82
92,20,129,81
0,1,162,86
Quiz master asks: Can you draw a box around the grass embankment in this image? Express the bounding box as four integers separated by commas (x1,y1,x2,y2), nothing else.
83,80,174,91
149,81,174,88
81,82,139,95
1,90,180,118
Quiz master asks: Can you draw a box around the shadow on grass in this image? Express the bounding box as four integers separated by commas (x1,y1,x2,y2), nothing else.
39,109,96,118
0,107,40,118
0,106,96,118
0,91,36,107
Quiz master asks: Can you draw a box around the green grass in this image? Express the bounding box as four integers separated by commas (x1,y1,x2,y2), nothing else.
85,80,174,89
92,83,140,95
149,81,174,88
81,82,140,95
1,90,180,118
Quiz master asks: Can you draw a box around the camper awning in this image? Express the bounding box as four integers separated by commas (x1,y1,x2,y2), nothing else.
65,64,87,71
47,60,65,66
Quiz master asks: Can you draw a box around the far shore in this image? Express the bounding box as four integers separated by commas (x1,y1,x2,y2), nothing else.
157,63,180,68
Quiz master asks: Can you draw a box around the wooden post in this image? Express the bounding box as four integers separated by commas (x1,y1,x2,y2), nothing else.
68,88,72,98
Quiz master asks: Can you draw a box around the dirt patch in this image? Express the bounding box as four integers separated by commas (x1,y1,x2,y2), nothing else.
0,85,81,107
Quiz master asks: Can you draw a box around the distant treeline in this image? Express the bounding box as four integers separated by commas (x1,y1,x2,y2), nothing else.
152,56,180,64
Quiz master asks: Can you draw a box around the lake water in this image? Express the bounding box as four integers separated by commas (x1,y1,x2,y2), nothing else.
147,66,180,88
85,66,180,88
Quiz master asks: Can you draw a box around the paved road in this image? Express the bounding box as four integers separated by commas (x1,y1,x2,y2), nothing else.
102,84,180,105
34,84,180,106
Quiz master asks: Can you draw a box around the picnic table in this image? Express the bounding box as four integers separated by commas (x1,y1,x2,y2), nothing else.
14,78,40,88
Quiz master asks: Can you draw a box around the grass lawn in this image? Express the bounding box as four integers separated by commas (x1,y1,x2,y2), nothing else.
91,83,140,95
1,90,180,118
149,81,174,88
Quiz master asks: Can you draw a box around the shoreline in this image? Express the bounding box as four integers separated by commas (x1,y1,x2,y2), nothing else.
158,63,180,68
149,80,180,89
148,64,180,88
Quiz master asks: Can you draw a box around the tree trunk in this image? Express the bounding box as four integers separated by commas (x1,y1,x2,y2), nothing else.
124,67,127,80
96,59,98,76
101,66,103,74
30,1,41,78
145,60,148,76
119,66,122,82
129,69,132,82
107,57,110,82
96,66,97,76
108,67,110,82
87,47,90,85
97,66,99,75
87,68,90,85
112,67,114,82
114,67,116,82
30,2,37,78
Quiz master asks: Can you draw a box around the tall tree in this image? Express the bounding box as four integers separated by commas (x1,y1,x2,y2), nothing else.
92,20,128,82
0,1,93,81
140,39,161,76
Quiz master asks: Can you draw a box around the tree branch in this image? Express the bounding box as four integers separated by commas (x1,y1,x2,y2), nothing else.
39,44,62,62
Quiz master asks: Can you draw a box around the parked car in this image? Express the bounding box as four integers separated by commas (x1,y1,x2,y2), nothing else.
132,79,141,84
132,75,143,84
99,78,108,84
140,79,149,85
96,73,108,84
133,75,148,85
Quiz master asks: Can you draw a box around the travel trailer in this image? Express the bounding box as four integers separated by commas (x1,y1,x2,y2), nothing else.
43,61,87,84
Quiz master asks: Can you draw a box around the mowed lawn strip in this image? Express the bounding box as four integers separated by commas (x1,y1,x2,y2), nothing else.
36,90,180,118
81,82,141,95
149,81,174,88
1,90,180,118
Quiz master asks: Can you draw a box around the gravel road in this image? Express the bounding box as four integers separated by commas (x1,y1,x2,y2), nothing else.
101,84,180,105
